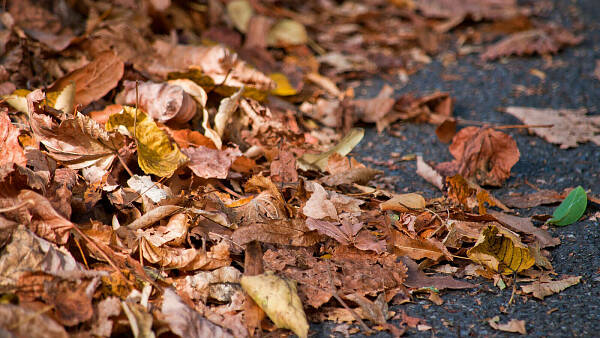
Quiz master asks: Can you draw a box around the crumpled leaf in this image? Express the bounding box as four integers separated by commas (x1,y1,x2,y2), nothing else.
0,110,27,167
380,193,426,212
50,50,124,107
298,128,364,171
127,175,172,204
467,224,535,275
162,288,233,338
270,150,299,183
521,275,581,299
504,107,600,148
241,271,309,338
437,127,519,187
487,316,527,335
183,146,241,179
302,181,339,220
482,27,583,60
232,219,322,247
140,238,231,271
176,266,241,303
351,84,395,132
116,81,197,124
26,90,124,170
547,186,587,226
0,304,69,338
399,256,474,289
105,106,188,177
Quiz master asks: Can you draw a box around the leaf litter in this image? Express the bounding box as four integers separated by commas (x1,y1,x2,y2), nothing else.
0,0,589,337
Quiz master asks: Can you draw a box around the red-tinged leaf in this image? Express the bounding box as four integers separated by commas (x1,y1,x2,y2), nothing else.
183,146,241,179
0,110,27,167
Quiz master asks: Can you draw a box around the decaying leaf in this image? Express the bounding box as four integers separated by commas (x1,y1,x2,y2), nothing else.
50,50,124,107
390,231,451,261
0,304,69,338
241,271,309,338
232,219,322,247
487,316,527,335
183,146,241,179
504,107,600,148
501,189,563,208
162,288,233,338
298,128,364,171
105,106,188,177
26,90,124,170
521,275,581,299
116,81,197,124
467,224,535,275
140,238,231,271
399,256,475,290
416,0,528,21
482,27,583,60
547,186,587,226
437,127,520,186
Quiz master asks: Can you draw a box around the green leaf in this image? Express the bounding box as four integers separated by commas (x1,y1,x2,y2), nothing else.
547,186,587,226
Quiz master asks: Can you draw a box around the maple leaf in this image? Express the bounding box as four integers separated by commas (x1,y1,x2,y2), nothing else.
437,127,520,187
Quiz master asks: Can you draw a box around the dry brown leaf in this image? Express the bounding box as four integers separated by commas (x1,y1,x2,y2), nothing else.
162,288,234,338
183,146,241,179
438,127,519,187
488,210,560,248
488,316,527,335
302,181,339,220
416,0,528,21
270,150,298,183
26,90,124,170
380,193,426,212
51,51,124,107
116,81,196,124
0,110,26,167
0,304,69,338
501,189,563,208
482,27,583,60
169,128,217,149
393,92,453,124
242,241,265,336
521,275,581,299
232,219,322,247
306,217,385,253
141,238,231,271
351,84,396,132
390,231,452,261
399,256,475,290
44,278,99,326
504,106,600,148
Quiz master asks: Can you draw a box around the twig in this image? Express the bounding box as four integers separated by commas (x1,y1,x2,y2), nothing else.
73,236,90,270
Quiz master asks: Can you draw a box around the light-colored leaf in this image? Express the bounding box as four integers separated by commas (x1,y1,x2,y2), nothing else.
105,106,188,177
298,128,364,171
241,271,309,338
267,19,308,46
54,82,75,115
227,0,253,33
380,193,426,212
547,186,587,226
521,276,581,299
467,224,535,275
488,316,527,335
214,87,243,138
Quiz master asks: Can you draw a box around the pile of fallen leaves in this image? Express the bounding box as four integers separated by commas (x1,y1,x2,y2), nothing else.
0,0,592,337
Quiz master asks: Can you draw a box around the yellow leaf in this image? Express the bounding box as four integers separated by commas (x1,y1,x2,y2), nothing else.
467,224,535,275
105,106,188,177
241,271,309,338
380,193,426,212
269,73,297,96
3,89,31,113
